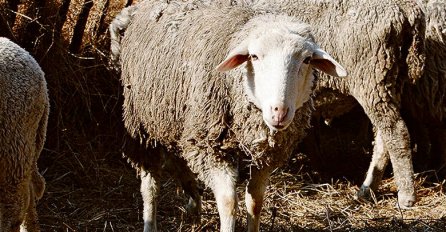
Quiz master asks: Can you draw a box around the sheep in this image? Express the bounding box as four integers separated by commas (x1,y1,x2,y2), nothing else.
109,4,138,69
110,1,347,231
410,0,446,122
401,0,446,175
239,0,426,208
0,37,49,232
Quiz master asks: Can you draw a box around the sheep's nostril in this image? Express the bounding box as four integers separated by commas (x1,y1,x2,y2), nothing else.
272,105,289,123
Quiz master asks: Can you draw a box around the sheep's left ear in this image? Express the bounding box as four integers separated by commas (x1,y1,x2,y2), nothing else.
216,41,249,72
310,48,347,77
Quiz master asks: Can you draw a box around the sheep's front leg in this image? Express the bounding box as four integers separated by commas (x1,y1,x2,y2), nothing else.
209,168,238,232
183,148,238,231
358,129,390,200
140,169,160,232
245,167,272,232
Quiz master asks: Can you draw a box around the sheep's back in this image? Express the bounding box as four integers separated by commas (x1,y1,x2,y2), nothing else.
120,4,252,148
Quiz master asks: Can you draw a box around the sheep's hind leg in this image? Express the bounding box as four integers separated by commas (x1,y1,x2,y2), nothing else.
0,182,28,232
358,129,390,201
245,167,273,232
384,119,415,208
21,170,45,232
21,191,39,232
364,108,416,208
140,169,160,232
163,152,202,224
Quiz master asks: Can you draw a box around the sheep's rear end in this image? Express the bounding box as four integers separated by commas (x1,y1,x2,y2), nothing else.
0,37,49,232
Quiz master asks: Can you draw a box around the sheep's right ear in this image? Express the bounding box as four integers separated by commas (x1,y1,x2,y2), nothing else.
310,48,348,77
216,42,249,72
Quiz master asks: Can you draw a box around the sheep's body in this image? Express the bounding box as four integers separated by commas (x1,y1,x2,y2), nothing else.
243,0,425,208
114,1,346,231
0,37,49,232
120,4,312,170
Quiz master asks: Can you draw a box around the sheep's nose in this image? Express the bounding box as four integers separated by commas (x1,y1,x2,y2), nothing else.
272,105,289,124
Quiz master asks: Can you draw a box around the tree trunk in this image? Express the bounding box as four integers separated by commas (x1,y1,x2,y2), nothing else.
69,0,93,54
95,0,110,41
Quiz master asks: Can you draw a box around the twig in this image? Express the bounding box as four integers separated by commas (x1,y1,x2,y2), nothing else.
269,206,277,232
5,9,46,28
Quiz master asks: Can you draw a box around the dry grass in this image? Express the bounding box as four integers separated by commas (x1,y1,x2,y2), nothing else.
37,144,446,231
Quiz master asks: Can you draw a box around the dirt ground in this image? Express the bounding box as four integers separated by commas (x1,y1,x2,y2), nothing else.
36,151,446,232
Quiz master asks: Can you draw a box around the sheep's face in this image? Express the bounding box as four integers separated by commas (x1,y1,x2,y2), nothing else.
216,26,347,131
245,33,317,131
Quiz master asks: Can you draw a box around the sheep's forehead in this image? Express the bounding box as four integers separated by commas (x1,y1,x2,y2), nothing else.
248,32,313,58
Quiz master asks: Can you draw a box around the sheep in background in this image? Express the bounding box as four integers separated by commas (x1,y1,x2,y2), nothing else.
111,2,347,231
402,0,446,176
109,4,138,68
0,37,49,232
243,0,425,208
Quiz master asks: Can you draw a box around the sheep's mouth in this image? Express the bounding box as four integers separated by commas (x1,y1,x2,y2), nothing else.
270,122,291,131
263,117,292,132
273,125,285,130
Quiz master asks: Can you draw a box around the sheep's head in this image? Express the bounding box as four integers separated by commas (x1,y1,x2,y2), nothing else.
216,19,347,131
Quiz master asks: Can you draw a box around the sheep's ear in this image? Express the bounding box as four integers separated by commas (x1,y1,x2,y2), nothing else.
216,42,249,72
310,48,347,77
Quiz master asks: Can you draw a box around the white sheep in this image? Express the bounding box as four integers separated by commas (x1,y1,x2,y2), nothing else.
242,0,425,208
0,37,49,232
111,2,346,231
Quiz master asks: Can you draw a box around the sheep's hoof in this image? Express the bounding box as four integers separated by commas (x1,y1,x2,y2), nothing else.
396,191,416,209
356,185,375,202
185,197,201,224
357,185,416,208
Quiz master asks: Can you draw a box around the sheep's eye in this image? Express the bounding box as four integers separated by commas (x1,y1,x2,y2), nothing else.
303,56,311,64
250,54,258,61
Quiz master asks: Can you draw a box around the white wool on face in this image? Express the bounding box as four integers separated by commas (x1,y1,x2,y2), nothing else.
243,31,316,130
